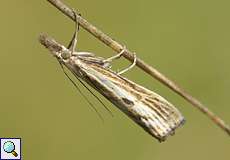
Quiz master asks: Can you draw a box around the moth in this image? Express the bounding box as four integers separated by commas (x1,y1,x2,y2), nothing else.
39,12,185,142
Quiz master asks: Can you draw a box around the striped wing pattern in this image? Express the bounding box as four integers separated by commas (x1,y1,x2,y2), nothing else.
67,57,185,141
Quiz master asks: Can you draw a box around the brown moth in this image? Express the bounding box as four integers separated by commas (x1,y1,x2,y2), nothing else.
39,13,185,142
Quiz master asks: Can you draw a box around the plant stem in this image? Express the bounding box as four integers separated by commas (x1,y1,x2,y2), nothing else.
45,0,230,136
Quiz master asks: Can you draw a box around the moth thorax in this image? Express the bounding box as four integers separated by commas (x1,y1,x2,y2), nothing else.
61,50,71,60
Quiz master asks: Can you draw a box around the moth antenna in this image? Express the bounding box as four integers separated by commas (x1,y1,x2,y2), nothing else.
72,71,114,117
59,62,104,122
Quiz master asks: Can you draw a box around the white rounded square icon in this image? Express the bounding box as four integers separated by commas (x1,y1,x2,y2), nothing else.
0,138,21,160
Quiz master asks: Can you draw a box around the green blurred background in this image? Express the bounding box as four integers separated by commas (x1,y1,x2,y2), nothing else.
0,0,229,159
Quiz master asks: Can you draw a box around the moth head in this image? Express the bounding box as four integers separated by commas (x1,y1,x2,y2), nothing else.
39,33,71,61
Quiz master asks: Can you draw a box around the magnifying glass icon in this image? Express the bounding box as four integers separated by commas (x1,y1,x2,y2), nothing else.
3,141,18,157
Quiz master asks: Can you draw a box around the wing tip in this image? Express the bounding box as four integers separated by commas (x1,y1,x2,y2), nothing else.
157,117,186,142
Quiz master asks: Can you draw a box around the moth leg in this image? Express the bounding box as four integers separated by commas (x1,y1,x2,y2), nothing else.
73,52,95,57
117,52,137,75
67,9,80,54
103,46,126,63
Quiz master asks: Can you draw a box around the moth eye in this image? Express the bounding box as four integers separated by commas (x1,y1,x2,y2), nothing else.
61,50,71,60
